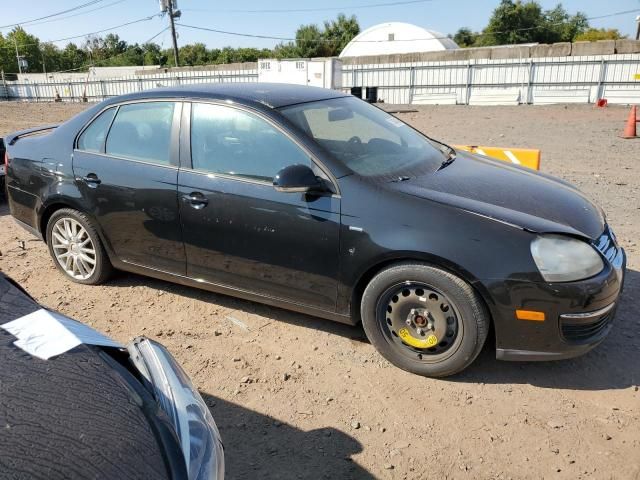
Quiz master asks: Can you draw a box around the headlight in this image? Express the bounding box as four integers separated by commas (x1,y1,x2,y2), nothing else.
128,338,224,480
531,234,604,282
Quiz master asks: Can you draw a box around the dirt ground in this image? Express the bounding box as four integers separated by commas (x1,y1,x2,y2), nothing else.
1,101,639,480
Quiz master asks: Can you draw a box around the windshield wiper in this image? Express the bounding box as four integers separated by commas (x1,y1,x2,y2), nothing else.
437,145,457,171
390,175,412,182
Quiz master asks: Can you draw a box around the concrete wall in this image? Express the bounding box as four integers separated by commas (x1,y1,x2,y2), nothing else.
341,40,640,65
135,62,257,76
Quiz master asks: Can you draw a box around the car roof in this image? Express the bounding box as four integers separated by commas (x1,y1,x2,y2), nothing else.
117,82,350,109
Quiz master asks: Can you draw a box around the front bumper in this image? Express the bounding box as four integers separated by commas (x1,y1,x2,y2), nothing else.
486,239,626,362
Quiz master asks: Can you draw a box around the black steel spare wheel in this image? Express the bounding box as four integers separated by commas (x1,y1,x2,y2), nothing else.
379,283,462,362
361,263,489,377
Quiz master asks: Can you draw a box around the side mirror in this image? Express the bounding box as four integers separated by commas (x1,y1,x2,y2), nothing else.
273,164,323,193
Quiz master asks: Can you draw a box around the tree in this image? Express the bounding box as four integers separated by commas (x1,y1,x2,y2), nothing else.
477,1,589,46
275,14,360,59
0,34,16,73
142,43,167,66
40,43,62,73
575,28,626,42
323,14,360,56
59,43,88,71
0,14,360,74
179,42,210,66
543,4,588,43
452,28,479,48
6,27,43,73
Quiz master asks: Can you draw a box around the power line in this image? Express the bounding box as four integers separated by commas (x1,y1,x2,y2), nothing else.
183,0,435,14
17,0,127,29
47,14,162,44
177,24,293,42
1,14,162,50
51,27,170,74
177,7,640,45
0,0,106,30
588,8,640,21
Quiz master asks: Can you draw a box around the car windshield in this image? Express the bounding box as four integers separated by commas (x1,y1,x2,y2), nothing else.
279,96,446,178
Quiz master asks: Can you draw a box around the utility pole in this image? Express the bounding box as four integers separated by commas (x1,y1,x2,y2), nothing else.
166,1,181,67
13,36,22,74
636,16,640,41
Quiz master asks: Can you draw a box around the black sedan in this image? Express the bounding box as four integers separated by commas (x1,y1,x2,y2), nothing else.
0,272,224,479
4,83,626,377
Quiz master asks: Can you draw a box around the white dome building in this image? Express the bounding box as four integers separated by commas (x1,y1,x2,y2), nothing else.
339,22,458,58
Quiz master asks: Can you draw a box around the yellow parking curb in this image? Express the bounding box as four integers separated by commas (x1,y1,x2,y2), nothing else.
454,145,541,171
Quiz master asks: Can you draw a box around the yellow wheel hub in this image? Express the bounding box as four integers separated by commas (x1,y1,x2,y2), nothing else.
398,328,438,349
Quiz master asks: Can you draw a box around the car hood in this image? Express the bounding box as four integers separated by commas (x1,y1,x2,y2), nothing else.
388,151,605,240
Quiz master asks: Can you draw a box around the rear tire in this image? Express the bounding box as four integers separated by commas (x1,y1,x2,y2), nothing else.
46,208,112,285
360,263,489,377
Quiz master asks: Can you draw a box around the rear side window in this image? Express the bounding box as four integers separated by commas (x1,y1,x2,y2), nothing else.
77,108,116,153
106,102,175,165
190,103,313,182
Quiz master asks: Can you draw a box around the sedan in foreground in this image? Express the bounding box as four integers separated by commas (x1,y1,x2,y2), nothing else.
0,272,224,479
4,83,626,377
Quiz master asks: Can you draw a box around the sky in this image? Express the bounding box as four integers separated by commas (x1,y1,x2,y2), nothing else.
1,0,639,51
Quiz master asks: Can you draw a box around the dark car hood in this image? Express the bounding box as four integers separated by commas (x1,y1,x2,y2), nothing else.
388,151,605,240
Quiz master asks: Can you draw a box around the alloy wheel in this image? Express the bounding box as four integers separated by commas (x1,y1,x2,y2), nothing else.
51,217,97,281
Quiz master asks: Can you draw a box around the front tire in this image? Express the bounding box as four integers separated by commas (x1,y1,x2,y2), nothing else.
46,209,112,285
360,263,489,377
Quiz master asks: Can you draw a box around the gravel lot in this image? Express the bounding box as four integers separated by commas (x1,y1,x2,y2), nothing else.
1,101,639,480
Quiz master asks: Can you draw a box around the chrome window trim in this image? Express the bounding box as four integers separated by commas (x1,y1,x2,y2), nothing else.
71,150,179,171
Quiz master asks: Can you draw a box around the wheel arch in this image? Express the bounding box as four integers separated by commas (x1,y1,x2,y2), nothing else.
40,202,74,241
39,201,112,260
350,253,497,336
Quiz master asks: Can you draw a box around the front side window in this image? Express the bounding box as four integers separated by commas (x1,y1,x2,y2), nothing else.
279,96,445,178
77,107,116,153
106,102,175,165
191,103,313,182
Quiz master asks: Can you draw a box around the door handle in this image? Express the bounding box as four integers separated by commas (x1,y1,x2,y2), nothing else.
182,192,209,209
82,173,101,187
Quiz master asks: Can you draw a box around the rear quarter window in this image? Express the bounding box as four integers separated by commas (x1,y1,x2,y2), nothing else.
106,102,175,166
77,108,117,153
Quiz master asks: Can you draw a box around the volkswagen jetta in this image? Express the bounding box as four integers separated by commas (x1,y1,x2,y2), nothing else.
4,83,626,377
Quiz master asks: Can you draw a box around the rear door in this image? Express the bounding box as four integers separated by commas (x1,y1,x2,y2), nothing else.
178,102,340,310
73,101,185,275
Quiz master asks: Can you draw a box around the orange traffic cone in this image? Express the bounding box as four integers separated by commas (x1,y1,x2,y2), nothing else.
621,105,638,139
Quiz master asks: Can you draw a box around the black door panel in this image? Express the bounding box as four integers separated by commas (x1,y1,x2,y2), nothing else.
178,171,340,310
71,101,184,274
73,152,185,274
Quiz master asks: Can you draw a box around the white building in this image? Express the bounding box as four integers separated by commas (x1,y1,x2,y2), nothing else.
339,22,458,58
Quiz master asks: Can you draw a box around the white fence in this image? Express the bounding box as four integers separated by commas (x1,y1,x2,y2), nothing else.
0,67,258,102
2,54,639,105
342,54,640,105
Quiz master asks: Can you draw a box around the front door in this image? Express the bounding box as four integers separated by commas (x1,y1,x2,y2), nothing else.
178,102,340,310
73,101,185,275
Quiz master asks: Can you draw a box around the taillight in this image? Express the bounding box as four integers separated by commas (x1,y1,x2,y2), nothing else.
4,151,8,174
